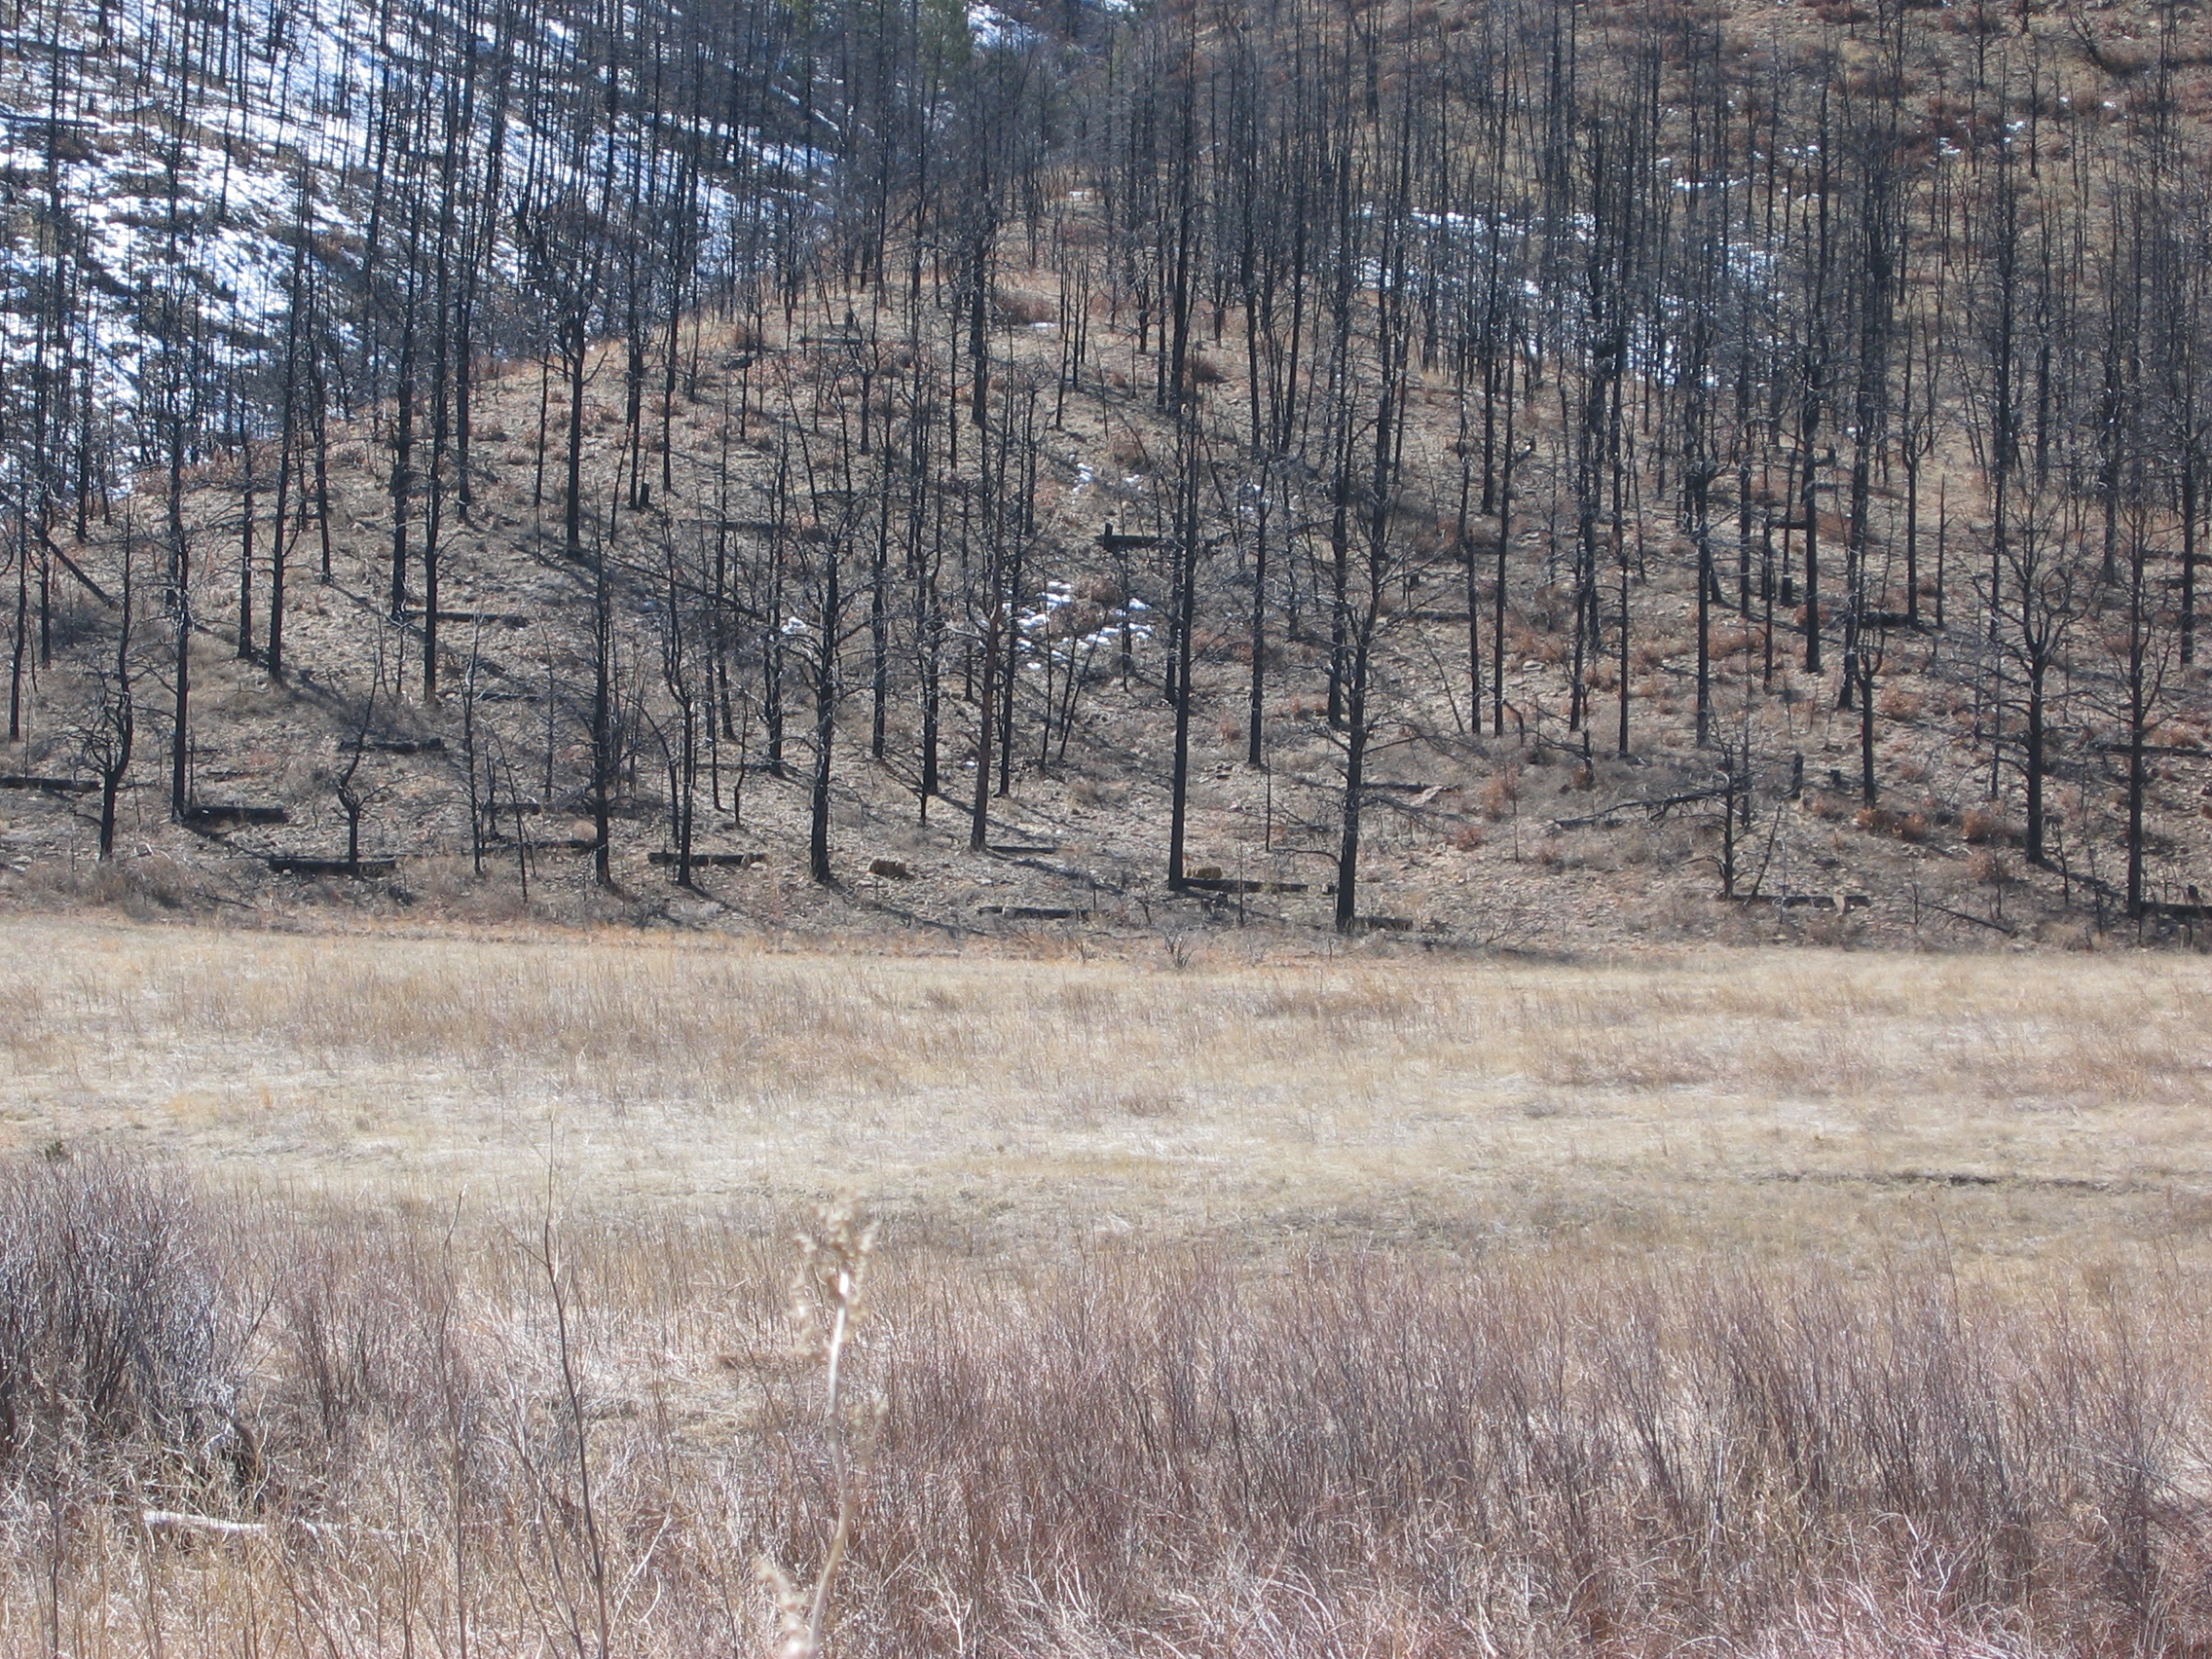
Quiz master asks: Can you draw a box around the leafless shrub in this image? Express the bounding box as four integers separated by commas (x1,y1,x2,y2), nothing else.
0,1154,242,1474
836,1249,2207,1655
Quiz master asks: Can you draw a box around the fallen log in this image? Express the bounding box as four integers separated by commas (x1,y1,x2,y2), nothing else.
184,804,289,830
1725,892,1870,912
1555,787,1727,830
266,857,396,878
340,737,446,755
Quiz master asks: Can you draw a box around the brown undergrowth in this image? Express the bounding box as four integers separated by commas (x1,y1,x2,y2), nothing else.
0,1156,2206,1658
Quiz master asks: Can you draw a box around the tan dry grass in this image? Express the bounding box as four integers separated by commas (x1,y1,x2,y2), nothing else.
2,916,2210,1263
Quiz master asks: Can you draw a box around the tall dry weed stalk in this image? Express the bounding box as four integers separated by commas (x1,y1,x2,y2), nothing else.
758,1202,879,1659
533,1202,614,1659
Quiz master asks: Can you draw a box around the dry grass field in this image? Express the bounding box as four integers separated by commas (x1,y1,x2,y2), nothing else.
4,917,2212,1656
4,916,2211,1260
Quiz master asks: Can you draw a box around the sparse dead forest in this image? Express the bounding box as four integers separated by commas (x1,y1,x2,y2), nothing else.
11,0,2212,938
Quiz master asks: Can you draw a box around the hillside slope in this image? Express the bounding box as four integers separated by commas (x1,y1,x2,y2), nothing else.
0,279,2192,953
10,0,2212,952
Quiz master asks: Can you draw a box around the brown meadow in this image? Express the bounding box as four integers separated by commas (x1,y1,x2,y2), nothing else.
2,918,2211,1654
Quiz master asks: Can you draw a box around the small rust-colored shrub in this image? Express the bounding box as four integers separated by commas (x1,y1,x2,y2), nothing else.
1073,573,1123,608
1963,805,2010,844
1481,767,1521,819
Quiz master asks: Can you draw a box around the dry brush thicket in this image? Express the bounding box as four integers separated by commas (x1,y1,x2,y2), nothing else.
0,1153,2207,1658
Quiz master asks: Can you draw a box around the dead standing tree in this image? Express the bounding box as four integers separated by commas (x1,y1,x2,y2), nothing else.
76,534,139,859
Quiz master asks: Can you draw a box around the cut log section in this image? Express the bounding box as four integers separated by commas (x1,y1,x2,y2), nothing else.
1725,893,1871,911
